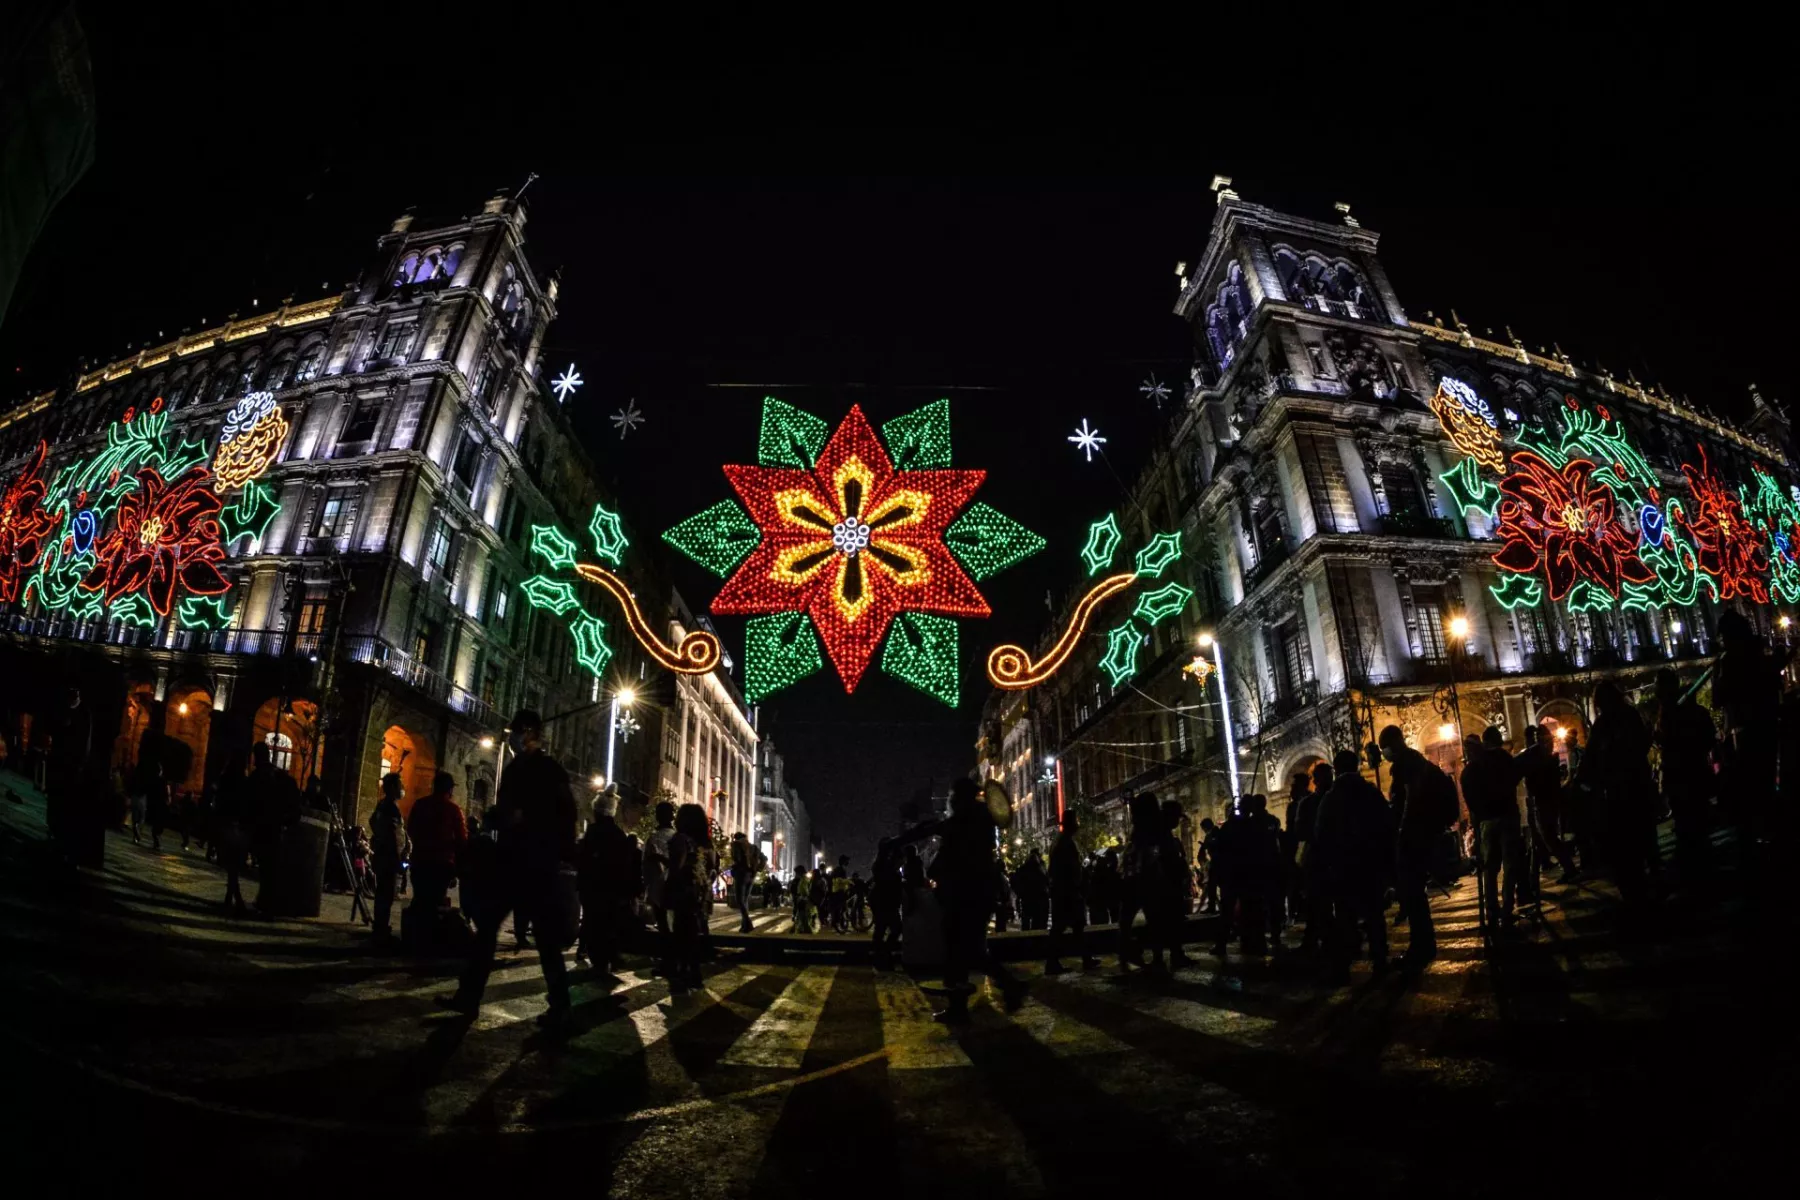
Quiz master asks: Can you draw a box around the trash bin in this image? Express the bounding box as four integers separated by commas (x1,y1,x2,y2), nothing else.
258,815,330,917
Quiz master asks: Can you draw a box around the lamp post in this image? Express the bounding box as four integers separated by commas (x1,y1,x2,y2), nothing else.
605,687,636,789
1198,633,1240,801
1446,614,1470,754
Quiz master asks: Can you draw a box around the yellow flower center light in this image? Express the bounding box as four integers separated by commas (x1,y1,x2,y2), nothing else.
1560,503,1587,533
139,515,164,545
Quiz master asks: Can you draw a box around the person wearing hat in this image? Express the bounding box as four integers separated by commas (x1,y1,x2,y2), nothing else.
576,785,639,974
1045,806,1098,973
443,709,578,1030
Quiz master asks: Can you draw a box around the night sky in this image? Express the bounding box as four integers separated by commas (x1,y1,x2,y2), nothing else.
2,12,1785,866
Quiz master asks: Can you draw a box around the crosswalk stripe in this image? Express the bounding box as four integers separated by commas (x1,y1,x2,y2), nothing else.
719,966,837,1069
1002,987,1133,1059
874,970,973,1069
1040,969,1280,1046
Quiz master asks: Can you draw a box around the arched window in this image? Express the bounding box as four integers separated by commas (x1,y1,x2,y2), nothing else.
293,340,324,383
414,247,443,283
208,366,234,404
393,253,419,287
442,244,464,279
262,347,295,391
237,356,261,393
498,263,523,318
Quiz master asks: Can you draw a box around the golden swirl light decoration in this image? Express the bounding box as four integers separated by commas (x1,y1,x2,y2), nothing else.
986,572,1135,689
575,563,723,674
212,391,289,490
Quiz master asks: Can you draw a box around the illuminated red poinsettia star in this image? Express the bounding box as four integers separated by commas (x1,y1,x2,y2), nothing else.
81,466,231,616
1679,446,1769,603
712,404,988,691
0,440,59,604
1492,450,1653,601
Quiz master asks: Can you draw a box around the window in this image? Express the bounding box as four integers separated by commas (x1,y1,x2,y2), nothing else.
1381,463,1427,522
375,321,415,361
293,343,324,382
393,253,419,287
442,244,464,280
1254,503,1285,561
263,732,293,771
1413,586,1448,662
296,596,328,635
1270,617,1312,701
314,487,360,538
338,398,381,452
412,621,436,667
493,584,508,622
426,521,453,579
452,433,482,493
471,354,497,405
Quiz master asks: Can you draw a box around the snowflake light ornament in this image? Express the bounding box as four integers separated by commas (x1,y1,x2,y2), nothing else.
551,365,584,402
1139,375,1172,408
611,398,644,438
1068,419,1107,462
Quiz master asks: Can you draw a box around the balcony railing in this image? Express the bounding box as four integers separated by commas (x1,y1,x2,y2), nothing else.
4,615,497,726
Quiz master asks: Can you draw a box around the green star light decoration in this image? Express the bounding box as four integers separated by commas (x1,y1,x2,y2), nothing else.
662,499,762,577
944,503,1048,581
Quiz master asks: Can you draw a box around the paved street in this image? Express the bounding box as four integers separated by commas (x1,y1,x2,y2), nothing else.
0,773,1786,1196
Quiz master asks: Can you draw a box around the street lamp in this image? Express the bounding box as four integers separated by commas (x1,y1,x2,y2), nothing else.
1443,613,1469,752
1198,632,1240,800
604,687,636,791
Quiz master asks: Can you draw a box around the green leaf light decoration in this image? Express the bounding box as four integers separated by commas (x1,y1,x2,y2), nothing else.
944,502,1047,581
569,612,614,678
520,575,580,616
1081,512,1122,576
880,611,961,707
1100,621,1144,687
880,398,954,470
1134,531,1182,578
177,595,234,630
756,396,831,469
587,503,628,565
662,499,763,578
742,612,825,702
530,523,580,570
1133,581,1193,625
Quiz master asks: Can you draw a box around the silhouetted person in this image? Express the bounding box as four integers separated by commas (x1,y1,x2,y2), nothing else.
1013,849,1049,931
406,770,466,953
1380,724,1457,971
664,803,712,992
1157,797,1193,969
1311,749,1394,983
1090,847,1122,925
212,749,252,916
793,867,816,933
1197,817,1220,913
991,859,1015,933
1655,668,1716,883
369,772,405,946
1296,762,1332,953
730,831,755,932
901,843,926,915
643,800,676,942
576,788,637,974
129,737,162,847
1463,727,1524,937
929,778,1022,1023
47,687,95,867
1045,808,1097,973
444,709,578,1030
1578,682,1658,921
1517,723,1578,888
1212,795,1283,957
1713,609,1780,847
870,839,903,965
248,743,299,911
1117,792,1160,970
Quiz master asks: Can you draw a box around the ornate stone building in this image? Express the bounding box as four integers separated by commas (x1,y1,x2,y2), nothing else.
983,189,1794,847
0,194,748,828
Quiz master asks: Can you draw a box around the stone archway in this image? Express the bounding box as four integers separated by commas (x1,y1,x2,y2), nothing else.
163,684,213,796
252,697,320,789
379,724,435,818
1269,745,1329,829
1533,699,1589,777
113,683,156,778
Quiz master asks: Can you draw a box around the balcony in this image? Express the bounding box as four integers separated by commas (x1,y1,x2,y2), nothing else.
1242,539,1291,589
1299,294,1380,322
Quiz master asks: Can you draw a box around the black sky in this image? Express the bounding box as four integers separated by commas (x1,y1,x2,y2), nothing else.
1,10,1784,866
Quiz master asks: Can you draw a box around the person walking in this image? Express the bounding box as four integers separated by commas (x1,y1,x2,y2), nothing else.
870,838,903,965
1311,749,1394,983
128,738,160,846
443,709,579,1031
406,771,467,953
1156,797,1194,970
1295,762,1331,953
642,801,676,968
1013,849,1049,931
663,803,713,992
1379,724,1458,972
1579,682,1659,923
212,749,252,916
1045,808,1098,973
1517,723,1579,889
929,777,1024,1024
1116,793,1159,970
369,772,405,947
576,788,638,974
729,831,755,933
793,867,815,933
1196,817,1220,913
1463,727,1525,939
1655,668,1716,884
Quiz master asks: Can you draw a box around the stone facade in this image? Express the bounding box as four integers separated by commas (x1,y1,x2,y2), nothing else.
982,194,1795,851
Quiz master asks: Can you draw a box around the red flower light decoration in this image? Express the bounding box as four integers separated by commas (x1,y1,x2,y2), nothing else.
81,466,231,616
713,404,988,691
1679,446,1769,602
1492,450,1653,601
0,440,59,604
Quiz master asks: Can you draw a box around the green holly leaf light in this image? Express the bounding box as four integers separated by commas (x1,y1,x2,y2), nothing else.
588,504,628,565
1100,621,1144,687
520,575,580,615
1134,531,1182,577
111,592,159,628
220,479,280,548
178,595,234,630
569,612,614,677
1133,581,1193,625
1489,573,1543,611
945,502,1047,581
1081,513,1123,575
530,523,580,570
880,612,961,707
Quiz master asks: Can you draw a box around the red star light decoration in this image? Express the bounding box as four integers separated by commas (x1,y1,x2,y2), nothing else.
713,404,988,691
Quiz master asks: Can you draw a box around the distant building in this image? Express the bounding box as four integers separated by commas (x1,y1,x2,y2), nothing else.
658,590,757,839
754,736,802,875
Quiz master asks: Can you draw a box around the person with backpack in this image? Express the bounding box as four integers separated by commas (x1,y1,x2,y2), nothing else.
1379,724,1458,971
